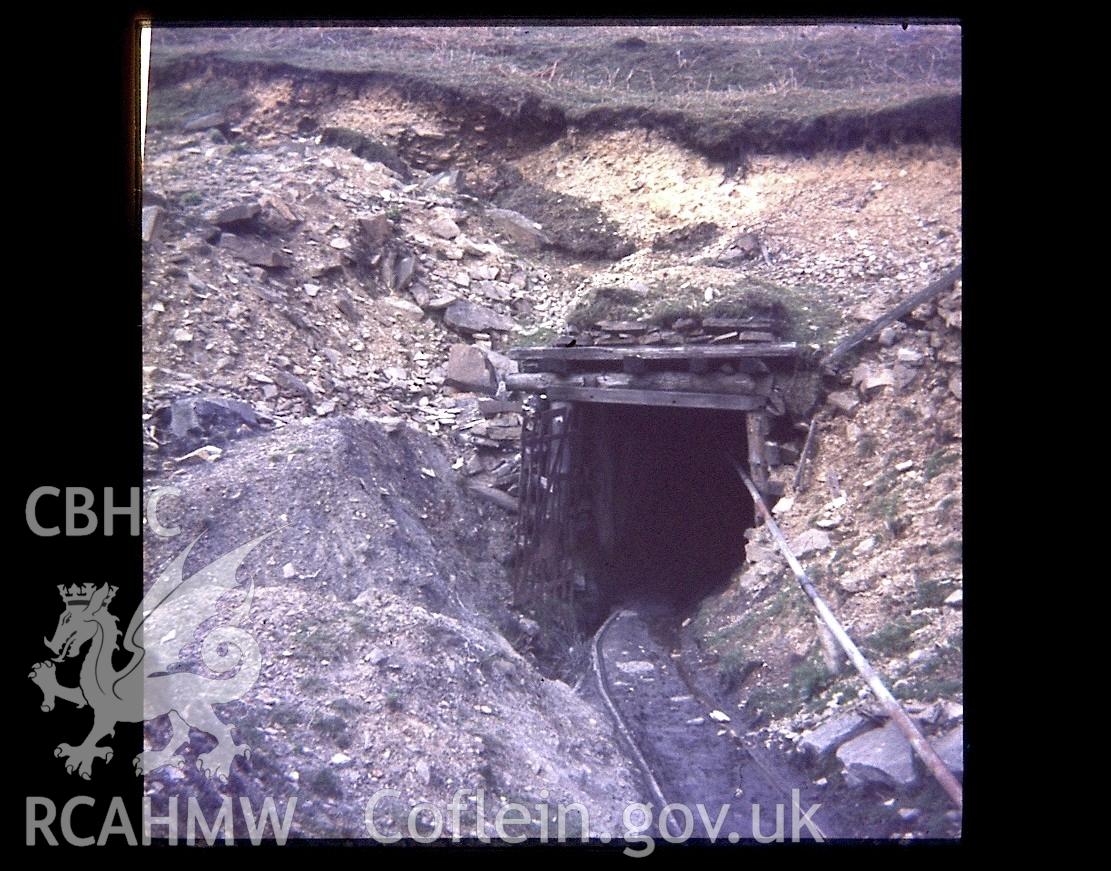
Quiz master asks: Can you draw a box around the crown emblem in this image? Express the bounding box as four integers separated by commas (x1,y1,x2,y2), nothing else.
57,583,116,606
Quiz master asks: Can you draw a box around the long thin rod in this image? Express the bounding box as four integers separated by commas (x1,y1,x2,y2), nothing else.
730,457,963,810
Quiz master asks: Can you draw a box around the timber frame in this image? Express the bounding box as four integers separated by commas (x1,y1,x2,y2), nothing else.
506,336,805,616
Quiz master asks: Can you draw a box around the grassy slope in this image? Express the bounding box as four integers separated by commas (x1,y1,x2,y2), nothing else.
149,24,961,155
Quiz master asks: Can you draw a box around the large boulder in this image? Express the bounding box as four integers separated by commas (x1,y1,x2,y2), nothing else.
483,348,519,382
836,721,919,790
320,127,411,179
153,396,268,455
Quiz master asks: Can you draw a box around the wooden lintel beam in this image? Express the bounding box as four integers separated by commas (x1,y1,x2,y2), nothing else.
507,342,799,364
507,371,762,395
539,386,766,412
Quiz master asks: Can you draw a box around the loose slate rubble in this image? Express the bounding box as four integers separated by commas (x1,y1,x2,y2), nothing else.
319,126,412,179
561,305,787,351
142,90,962,627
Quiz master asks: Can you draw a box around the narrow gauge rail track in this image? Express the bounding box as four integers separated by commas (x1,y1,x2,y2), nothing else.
585,608,835,842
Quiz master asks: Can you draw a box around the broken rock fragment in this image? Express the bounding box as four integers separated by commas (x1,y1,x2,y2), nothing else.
443,300,515,335
799,712,875,759
153,395,266,454
428,215,461,239
444,344,497,395
182,111,226,133
836,721,919,790
141,206,164,243
208,203,262,231
827,390,860,416
357,214,393,250
484,208,548,250
219,233,291,269
379,297,424,322
790,528,832,557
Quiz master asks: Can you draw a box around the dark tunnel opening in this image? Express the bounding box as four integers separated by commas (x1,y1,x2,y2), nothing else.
573,403,755,628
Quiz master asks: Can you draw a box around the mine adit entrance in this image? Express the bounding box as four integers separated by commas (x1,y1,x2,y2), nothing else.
506,332,814,653
572,402,754,611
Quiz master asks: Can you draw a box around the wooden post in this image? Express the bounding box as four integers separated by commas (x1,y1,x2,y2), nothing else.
746,410,769,520
794,413,821,494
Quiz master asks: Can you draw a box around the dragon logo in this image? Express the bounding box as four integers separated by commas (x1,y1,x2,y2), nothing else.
29,531,276,781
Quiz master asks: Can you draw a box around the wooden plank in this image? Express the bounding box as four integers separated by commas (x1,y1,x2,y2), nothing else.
822,264,962,370
794,413,822,493
506,371,761,395
507,342,799,364
709,330,780,343
603,371,759,393
539,386,766,412
505,374,586,392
